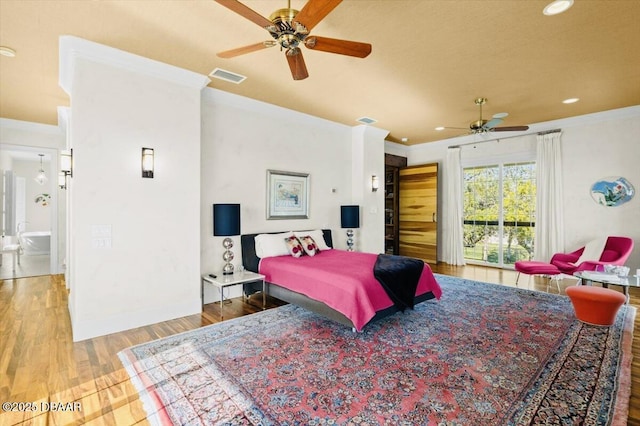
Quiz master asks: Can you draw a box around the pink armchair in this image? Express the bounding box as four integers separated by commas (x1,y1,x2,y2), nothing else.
515,236,634,286
550,236,634,274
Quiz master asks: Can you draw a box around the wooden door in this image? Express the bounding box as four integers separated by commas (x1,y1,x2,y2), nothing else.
399,163,438,264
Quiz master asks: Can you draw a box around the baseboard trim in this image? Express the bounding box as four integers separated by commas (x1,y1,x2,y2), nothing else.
71,299,201,342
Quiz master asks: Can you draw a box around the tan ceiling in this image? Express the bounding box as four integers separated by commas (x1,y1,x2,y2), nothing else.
0,1,639,145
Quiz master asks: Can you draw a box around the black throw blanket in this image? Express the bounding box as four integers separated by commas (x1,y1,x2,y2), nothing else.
373,254,424,312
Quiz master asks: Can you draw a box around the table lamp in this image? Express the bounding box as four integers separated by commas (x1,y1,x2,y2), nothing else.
213,203,241,275
341,205,360,252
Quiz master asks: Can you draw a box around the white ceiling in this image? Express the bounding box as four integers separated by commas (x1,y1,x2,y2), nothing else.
0,0,639,145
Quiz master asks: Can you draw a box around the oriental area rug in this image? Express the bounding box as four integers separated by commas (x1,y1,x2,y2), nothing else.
118,274,634,425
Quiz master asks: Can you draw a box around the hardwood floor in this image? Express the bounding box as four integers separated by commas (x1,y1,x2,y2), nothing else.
0,265,637,425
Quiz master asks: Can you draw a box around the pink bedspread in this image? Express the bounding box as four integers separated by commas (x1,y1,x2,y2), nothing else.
259,249,442,331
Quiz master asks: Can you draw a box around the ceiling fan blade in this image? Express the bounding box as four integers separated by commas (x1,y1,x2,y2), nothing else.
483,117,504,129
286,48,309,80
294,0,342,32
214,0,273,28
493,125,530,132
305,36,371,58
217,41,275,58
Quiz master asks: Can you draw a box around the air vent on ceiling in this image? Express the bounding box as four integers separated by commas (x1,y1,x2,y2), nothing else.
209,68,247,84
356,116,378,125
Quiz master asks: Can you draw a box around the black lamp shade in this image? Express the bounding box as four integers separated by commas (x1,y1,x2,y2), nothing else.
213,204,241,236
341,205,360,228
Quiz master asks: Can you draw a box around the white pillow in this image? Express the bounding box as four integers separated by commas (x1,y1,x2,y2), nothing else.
293,229,331,251
255,232,293,258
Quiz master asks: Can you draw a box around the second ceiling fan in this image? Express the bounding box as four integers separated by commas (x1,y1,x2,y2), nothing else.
214,0,372,80
448,98,530,135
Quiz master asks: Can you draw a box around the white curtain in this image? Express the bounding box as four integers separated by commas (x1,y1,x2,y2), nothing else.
534,132,565,261
442,147,466,265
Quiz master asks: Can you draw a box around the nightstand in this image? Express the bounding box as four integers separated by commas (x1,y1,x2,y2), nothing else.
201,270,266,319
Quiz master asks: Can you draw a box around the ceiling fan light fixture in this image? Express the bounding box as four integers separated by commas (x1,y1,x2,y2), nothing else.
269,7,298,24
562,97,580,104
268,7,308,50
214,0,372,80
543,0,574,16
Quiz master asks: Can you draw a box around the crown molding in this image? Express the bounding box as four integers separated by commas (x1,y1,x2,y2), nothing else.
202,87,351,132
399,105,640,152
0,117,63,134
59,35,210,95
352,124,390,141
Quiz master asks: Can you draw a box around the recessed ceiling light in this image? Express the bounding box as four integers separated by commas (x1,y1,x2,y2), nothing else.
435,126,445,131
0,46,16,57
401,137,409,143
562,98,579,104
543,0,574,16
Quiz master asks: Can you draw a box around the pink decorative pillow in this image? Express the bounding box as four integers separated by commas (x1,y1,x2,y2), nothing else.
284,236,304,258
299,235,320,256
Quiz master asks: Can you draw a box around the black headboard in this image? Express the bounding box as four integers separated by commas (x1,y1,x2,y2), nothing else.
241,229,333,273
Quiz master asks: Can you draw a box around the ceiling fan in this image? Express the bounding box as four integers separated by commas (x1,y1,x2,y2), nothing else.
214,0,372,80
447,98,530,134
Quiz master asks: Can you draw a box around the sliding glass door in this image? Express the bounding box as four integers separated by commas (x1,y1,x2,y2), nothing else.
463,162,536,267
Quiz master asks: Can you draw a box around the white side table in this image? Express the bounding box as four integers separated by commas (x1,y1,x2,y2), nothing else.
201,270,266,319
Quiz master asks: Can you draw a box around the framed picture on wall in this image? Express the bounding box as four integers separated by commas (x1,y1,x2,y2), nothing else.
267,170,310,219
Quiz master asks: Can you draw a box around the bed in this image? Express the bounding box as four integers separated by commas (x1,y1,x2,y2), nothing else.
241,229,442,331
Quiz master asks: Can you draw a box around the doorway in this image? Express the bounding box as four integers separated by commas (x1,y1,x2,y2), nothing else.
462,162,536,268
399,163,438,264
1,145,59,279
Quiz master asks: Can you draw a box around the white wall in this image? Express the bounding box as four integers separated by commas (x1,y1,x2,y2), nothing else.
200,89,386,302
561,109,640,271
201,89,388,303
60,37,209,341
390,106,640,272
351,125,388,253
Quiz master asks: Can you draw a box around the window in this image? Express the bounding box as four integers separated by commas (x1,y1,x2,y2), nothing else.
463,162,536,267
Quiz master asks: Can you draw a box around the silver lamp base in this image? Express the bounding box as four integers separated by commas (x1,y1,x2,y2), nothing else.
222,237,235,275
346,229,355,252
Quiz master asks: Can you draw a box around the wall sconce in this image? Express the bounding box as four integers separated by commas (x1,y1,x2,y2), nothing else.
60,149,73,177
142,147,154,178
59,149,73,189
58,172,66,189
371,175,379,192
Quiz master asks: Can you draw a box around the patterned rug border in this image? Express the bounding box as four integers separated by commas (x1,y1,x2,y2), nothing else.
119,273,636,425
